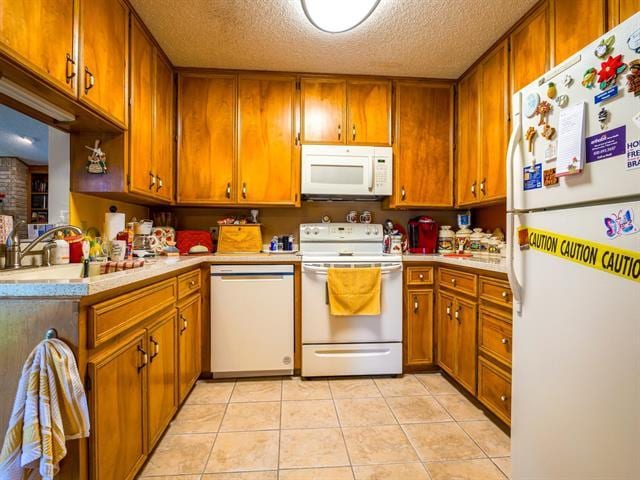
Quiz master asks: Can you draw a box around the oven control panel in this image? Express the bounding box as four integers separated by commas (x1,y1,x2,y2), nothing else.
300,223,383,241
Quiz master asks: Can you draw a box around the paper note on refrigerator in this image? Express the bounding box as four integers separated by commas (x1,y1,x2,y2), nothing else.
555,102,586,177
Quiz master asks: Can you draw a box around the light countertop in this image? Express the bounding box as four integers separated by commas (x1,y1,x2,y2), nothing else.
0,252,506,298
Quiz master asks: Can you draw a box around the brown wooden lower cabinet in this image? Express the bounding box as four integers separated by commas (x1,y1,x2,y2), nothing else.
478,356,512,425
404,288,434,368
178,292,202,402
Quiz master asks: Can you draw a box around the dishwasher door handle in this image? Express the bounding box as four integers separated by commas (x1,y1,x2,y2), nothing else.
217,275,286,281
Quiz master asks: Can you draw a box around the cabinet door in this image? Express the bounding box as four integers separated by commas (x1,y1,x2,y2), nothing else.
147,310,178,448
455,296,478,395
79,0,128,127
153,52,174,202
510,3,549,94
393,82,453,208
479,40,509,202
553,0,605,65
301,77,346,144
87,331,146,480
237,75,298,205
456,69,480,206
437,290,456,376
178,294,201,402
129,18,154,198
177,74,235,204
405,289,434,368
607,0,640,27
0,0,76,93
346,79,391,145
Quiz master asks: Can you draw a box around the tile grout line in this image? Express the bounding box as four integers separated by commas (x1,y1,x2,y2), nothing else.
200,380,236,476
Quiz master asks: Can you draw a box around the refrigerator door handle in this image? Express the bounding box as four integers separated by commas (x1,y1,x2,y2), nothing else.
506,92,522,214
506,212,522,314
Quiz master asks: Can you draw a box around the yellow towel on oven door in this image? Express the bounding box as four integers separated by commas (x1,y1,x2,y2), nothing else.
327,267,381,316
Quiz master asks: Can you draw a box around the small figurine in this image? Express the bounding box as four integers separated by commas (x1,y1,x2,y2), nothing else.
541,123,556,141
535,101,552,126
547,82,557,99
582,68,597,89
525,126,537,153
85,140,107,174
594,35,615,59
598,107,610,130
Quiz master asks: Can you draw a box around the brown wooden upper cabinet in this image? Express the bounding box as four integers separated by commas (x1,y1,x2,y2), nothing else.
457,40,509,207
390,81,453,208
607,0,640,28
552,0,606,65
177,73,236,204
237,74,300,205
0,0,77,94
301,77,391,146
79,0,129,127
129,17,174,203
509,1,550,95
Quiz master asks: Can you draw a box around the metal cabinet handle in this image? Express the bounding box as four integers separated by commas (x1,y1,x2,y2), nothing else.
418,274,424,280
149,336,159,361
156,176,163,192
501,337,509,345
480,178,486,195
65,53,76,84
451,278,457,286
454,306,461,321
149,171,156,189
137,345,148,372
84,67,95,94
471,181,477,197
446,303,452,317
500,395,508,402
294,132,301,146
352,124,356,141
401,186,406,201
413,296,419,313
337,124,341,141
242,182,247,199
226,182,231,198
180,314,188,334
501,291,509,299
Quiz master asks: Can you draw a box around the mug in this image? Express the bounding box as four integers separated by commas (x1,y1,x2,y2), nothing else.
359,210,372,224
346,210,358,223
103,240,126,261
390,235,403,254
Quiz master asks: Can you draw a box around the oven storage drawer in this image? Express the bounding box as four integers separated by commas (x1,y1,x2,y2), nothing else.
302,343,402,377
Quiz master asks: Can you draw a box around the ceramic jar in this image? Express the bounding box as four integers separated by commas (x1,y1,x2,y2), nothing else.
455,226,472,252
480,233,493,257
487,237,501,257
438,226,455,254
469,228,484,255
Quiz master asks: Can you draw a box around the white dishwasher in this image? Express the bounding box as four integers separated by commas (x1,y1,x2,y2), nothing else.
211,264,294,377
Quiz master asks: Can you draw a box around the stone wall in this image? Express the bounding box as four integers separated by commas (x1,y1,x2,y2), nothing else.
0,157,29,237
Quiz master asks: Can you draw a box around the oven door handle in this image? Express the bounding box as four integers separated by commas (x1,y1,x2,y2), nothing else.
303,264,402,275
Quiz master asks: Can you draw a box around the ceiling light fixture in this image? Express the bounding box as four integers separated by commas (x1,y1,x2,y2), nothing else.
301,0,381,33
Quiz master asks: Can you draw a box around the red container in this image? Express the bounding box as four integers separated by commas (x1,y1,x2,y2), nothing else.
69,240,83,263
408,216,438,254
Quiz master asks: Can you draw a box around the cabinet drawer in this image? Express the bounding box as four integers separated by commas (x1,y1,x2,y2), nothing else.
478,357,511,425
178,270,201,299
89,278,177,348
406,266,434,286
438,268,477,297
479,276,512,308
479,308,512,367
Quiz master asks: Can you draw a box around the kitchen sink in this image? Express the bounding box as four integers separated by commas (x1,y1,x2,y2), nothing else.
0,264,85,281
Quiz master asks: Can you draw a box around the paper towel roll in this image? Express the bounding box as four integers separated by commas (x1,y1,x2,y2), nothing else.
104,212,125,241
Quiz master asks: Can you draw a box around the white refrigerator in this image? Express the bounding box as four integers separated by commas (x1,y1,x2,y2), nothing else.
507,13,640,480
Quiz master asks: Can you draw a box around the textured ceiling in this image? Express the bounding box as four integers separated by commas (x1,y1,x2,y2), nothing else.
0,105,49,165
130,0,538,78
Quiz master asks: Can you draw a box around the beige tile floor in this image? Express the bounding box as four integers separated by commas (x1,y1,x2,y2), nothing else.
138,373,511,480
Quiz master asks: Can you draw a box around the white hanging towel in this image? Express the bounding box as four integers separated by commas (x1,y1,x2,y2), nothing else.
0,338,90,480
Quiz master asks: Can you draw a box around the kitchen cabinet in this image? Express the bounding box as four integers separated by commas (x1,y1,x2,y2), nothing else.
403,266,435,370
510,2,550,94
456,40,509,206
129,18,174,202
607,0,640,28
177,73,236,204
437,290,457,375
391,81,453,208
478,356,512,425
347,79,392,145
552,0,605,65
300,77,391,146
237,74,299,205
0,0,76,94
301,77,346,144
178,292,202,402
455,295,478,393
78,0,129,127
87,330,147,480
147,310,178,449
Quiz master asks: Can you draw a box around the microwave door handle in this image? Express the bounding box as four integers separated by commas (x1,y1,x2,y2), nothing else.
369,156,374,191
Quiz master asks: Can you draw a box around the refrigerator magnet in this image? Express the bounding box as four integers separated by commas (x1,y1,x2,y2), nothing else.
563,74,574,88
544,142,557,162
586,125,626,163
535,101,552,126
524,92,540,118
541,123,556,141
523,164,542,191
627,138,640,170
628,28,640,54
604,208,639,239
582,68,597,88
626,60,640,96
598,107,610,130
543,168,559,187
594,86,619,104
547,82,557,99
517,228,530,250
596,54,627,90
632,112,640,129
525,126,537,153
555,94,569,108
594,35,615,59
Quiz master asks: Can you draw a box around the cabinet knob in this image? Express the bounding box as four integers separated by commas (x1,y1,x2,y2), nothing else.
480,178,486,195
418,274,424,280
242,182,247,199
189,280,196,287
501,337,509,345
401,186,406,201
65,53,76,84
451,278,456,286
500,395,508,402
84,67,95,94
471,181,476,197
413,296,419,313
337,124,341,141
352,124,356,141
501,291,508,299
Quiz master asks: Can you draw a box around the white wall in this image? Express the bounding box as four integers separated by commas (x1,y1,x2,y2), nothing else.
47,126,70,224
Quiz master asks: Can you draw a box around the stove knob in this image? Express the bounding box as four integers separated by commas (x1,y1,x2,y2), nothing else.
372,227,379,235
312,227,320,235
365,227,371,235
304,227,311,235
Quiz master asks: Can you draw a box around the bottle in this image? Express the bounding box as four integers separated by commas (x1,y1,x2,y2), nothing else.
269,236,278,252
52,232,70,265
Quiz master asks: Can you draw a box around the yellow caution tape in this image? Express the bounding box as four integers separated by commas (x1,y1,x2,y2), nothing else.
518,226,640,283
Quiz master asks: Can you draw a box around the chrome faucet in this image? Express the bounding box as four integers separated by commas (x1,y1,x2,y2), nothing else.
4,220,83,269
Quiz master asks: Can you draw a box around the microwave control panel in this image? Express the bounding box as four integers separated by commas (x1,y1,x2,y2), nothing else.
374,157,392,194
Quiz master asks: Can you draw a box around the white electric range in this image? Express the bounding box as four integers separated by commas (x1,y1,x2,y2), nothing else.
300,223,403,377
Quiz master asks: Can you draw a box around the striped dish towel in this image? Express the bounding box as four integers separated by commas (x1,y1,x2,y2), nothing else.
0,338,90,480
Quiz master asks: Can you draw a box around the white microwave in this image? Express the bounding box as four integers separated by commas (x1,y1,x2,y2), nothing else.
301,145,393,199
